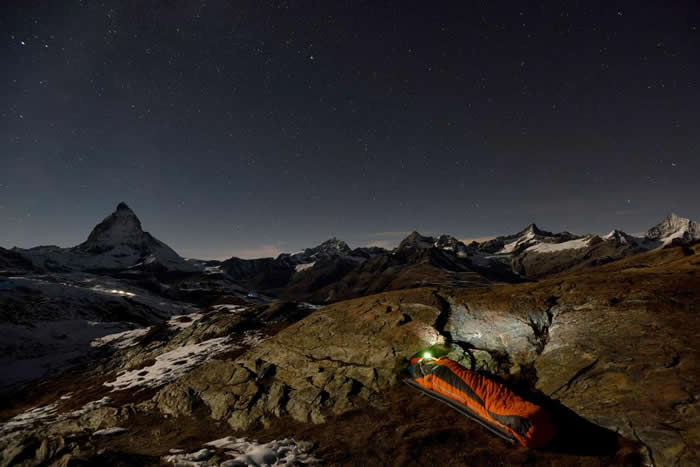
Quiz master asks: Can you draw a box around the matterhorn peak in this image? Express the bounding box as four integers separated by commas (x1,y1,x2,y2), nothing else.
13,202,194,273
116,201,133,212
77,203,145,253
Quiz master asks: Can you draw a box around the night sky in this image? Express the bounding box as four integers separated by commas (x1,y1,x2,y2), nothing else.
2,1,699,259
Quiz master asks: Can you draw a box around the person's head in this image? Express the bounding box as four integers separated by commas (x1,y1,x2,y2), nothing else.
409,351,436,366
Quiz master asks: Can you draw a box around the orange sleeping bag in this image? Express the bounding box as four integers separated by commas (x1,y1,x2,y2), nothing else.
408,356,555,448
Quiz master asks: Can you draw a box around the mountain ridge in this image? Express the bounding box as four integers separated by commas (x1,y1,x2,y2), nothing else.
4,204,699,293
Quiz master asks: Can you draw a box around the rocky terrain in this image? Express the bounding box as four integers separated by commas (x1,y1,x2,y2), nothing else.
1,204,699,466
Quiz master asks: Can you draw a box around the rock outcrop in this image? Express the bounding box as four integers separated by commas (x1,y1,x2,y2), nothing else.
448,243,700,466
153,289,445,429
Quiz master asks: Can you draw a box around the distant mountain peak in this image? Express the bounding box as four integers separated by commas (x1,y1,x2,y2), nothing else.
603,229,638,246
116,201,132,212
14,202,194,273
516,223,550,237
402,231,425,241
398,231,435,249
646,213,699,244
604,229,627,239
396,232,471,257
311,238,352,255
81,203,144,251
290,237,352,263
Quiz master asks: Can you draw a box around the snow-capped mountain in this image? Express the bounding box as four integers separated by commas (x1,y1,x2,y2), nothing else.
220,238,386,295
398,232,472,257
645,213,700,246
283,237,353,265
15,203,196,273
478,214,698,278
476,213,698,262
477,224,581,256
398,232,436,250
603,229,640,247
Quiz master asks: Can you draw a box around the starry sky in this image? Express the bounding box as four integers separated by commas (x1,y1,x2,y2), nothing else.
2,1,700,259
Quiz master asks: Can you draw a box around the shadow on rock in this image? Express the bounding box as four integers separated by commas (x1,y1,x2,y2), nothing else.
543,399,623,456
513,388,643,464
67,452,159,467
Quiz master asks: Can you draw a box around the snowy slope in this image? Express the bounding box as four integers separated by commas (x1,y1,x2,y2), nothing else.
0,273,198,390
525,236,593,253
479,224,583,256
497,228,537,254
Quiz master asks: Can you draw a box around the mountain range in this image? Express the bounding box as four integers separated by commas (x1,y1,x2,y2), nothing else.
1,203,700,465
4,203,699,299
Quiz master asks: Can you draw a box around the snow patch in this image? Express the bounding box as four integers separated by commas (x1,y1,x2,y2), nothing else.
0,397,112,438
210,304,247,313
92,310,209,349
525,237,591,253
204,265,223,274
104,337,239,391
240,330,269,347
167,312,205,330
0,403,58,437
90,326,150,349
294,261,315,272
93,427,127,436
164,437,319,466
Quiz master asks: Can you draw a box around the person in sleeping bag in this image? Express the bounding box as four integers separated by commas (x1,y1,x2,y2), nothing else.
408,354,555,448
